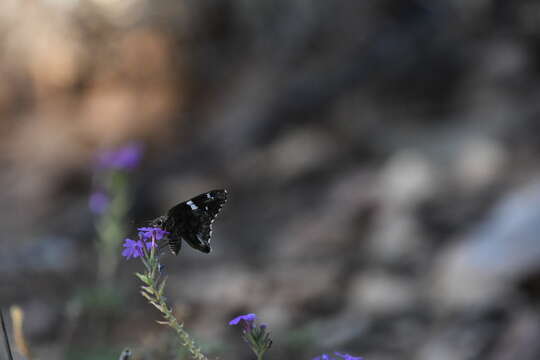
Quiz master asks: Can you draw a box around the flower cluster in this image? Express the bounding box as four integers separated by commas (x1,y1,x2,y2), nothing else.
122,227,169,260
312,353,363,360
96,143,143,171
229,314,272,360
89,143,143,215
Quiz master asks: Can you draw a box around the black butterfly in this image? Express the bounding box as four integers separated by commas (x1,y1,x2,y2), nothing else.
152,189,228,255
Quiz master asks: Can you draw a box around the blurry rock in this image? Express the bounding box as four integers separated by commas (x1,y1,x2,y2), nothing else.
257,303,294,333
203,66,280,159
480,40,528,81
272,169,376,259
0,236,79,275
431,182,540,308
311,308,369,349
272,213,353,259
450,0,492,21
491,310,540,360
367,150,437,265
367,209,426,265
417,308,508,360
171,265,265,309
347,271,419,315
453,137,507,192
261,261,343,328
417,336,470,360
379,150,440,207
267,261,342,307
266,127,341,180
169,265,266,338
225,125,343,185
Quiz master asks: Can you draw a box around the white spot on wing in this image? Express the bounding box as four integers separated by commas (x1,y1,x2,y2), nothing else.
186,200,198,210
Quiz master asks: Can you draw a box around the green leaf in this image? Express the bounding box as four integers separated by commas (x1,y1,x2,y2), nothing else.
141,258,150,271
150,301,163,312
140,291,154,302
158,277,168,296
135,273,151,285
141,285,154,295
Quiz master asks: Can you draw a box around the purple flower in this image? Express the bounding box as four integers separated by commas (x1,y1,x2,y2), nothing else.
122,238,144,259
137,227,167,252
229,313,257,332
96,143,143,171
145,239,158,250
334,352,363,360
229,313,257,325
89,191,109,214
313,355,332,360
313,353,363,360
138,227,169,241
229,313,272,358
121,227,167,259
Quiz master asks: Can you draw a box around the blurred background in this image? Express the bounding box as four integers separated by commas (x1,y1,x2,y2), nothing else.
1,0,540,359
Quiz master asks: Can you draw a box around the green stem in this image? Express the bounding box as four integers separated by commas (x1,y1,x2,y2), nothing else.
96,171,129,285
140,247,208,360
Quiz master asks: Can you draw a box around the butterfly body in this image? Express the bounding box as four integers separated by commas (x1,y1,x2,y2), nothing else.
152,189,228,255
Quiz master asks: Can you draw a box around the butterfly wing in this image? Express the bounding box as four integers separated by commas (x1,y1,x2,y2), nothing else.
164,189,228,254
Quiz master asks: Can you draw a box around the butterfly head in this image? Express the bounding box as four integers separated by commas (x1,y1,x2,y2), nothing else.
150,215,167,228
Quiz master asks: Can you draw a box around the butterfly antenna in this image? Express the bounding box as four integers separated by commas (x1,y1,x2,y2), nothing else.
0,308,14,360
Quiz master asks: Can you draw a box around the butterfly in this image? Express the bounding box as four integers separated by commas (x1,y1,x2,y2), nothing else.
151,189,228,255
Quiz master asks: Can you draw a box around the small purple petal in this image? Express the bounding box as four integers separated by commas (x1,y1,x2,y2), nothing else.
229,313,257,325
122,238,144,259
229,313,257,332
89,191,109,214
138,227,169,241
145,239,158,250
122,247,137,259
334,353,363,360
137,227,155,232
312,355,332,360
138,231,153,241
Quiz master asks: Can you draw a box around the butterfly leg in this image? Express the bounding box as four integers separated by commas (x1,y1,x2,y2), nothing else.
158,241,170,252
